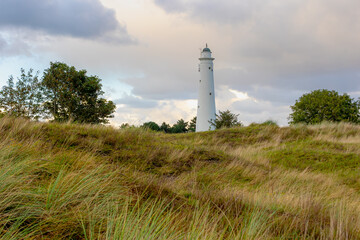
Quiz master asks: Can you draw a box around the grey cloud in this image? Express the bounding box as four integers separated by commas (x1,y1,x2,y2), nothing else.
154,0,263,24
0,35,6,50
349,91,360,100
231,99,290,126
216,68,360,100
121,69,198,100
119,55,359,107
120,61,360,105
281,72,360,93
127,79,197,100
244,87,303,106
154,0,187,13
0,34,31,57
114,94,158,109
154,0,360,96
232,99,269,114
0,0,133,42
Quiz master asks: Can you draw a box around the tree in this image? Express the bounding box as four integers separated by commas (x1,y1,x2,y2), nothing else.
141,121,160,131
120,123,131,129
171,119,188,133
42,62,116,124
188,116,196,132
160,122,171,133
0,69,43,120
210,110,242,129
289,89,360,124
261,120,278,126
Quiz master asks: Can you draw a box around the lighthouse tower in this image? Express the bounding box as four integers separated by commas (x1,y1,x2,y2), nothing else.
196,44,216,132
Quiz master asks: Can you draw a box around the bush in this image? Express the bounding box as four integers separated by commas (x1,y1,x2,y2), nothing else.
141,121,160,131
210,110,242,129
289,89,359,125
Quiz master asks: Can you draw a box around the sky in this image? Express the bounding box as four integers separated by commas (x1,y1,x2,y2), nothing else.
0,0,359,126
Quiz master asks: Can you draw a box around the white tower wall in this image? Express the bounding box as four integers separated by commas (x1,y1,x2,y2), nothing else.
196,46,216,132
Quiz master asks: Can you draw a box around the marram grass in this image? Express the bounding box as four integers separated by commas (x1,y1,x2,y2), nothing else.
0,116,360,239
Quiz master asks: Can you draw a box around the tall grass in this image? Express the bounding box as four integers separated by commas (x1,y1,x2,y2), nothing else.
0,117,360,239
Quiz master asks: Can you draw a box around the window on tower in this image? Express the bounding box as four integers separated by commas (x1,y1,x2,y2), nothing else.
209,93,212,95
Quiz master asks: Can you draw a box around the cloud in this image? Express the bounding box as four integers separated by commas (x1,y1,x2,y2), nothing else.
122,74,197,100
232,99,272,115
0,33,31,57
154,0,263,24
216,68,360,98
213,86,289,125
119,57,199,100
114,93,158,109
231,98,290,126
112,99,197,126
154,0,360,96
0,0,133,42
154,0,187,13
0,35,6,50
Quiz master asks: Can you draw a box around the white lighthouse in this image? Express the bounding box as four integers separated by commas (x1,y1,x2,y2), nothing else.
196,44,216,132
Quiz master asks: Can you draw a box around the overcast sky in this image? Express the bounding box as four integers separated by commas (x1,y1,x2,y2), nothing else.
0,0,359,126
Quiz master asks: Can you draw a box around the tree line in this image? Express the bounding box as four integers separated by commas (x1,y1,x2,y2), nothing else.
123,109,243,133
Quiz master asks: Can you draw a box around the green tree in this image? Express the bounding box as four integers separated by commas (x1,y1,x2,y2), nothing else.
160,122,171,133
141,121,160,131
120,123,131,129
261,120,278,126
289,89,360,124
42,62,116,124
188,116,196,132
171,119,188,133
210,110,242,129
0,69,43,120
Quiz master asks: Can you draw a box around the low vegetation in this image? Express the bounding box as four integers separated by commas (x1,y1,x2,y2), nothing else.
1,117,360,239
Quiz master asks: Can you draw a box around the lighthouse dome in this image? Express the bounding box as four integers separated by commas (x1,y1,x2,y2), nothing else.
202,47,211,52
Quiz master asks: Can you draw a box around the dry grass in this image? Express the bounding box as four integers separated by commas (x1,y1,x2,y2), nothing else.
0,117,360,239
